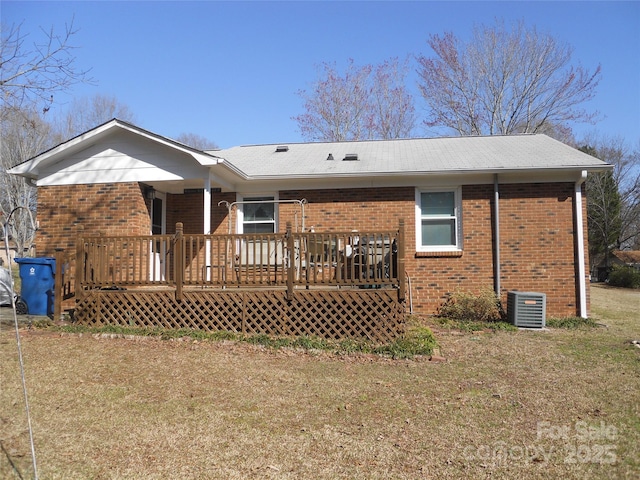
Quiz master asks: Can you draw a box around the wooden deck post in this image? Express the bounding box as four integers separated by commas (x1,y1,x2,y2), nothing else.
175,222,184,302
397,219,406,302
54,248,64,320
286,221,294,301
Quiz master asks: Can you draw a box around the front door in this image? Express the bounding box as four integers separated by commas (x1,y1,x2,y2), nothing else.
151,192,166,235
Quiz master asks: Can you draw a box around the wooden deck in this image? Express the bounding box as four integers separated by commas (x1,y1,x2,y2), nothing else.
55,221,407,342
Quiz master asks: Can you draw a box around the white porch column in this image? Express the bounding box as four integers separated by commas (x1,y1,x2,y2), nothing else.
204,172,212,280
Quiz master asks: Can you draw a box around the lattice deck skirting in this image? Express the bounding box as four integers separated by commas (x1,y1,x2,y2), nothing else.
74,288,406,344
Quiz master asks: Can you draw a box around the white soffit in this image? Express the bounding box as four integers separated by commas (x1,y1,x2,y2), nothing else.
35,129,210,186
9,119,222,180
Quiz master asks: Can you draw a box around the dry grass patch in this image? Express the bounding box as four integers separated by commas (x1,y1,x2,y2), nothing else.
1,284,639,479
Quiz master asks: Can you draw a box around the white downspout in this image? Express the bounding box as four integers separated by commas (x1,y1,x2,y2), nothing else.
575,171,588,318
493,174,501,297
204,172,212,280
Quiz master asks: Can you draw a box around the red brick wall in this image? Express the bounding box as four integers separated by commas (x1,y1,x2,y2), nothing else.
166,192,236,235
36,181,589,318
37,186,237,254
167,192,203,234
407,185,495,316
282,183,587,318
36,183,151,255
498,183,585,318
281,188,411,232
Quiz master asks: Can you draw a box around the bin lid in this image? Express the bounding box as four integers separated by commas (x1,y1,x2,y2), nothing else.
15,257,56,266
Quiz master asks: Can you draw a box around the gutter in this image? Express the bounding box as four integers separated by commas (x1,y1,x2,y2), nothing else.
227,165,612,182
575,171,588,318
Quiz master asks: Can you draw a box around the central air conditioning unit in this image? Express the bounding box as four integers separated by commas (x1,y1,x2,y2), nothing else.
507,291,546,328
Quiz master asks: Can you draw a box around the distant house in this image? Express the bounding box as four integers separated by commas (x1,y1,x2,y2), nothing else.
9,119,611,319
594,250,640,281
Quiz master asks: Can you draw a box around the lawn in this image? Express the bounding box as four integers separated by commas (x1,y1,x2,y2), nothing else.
1,284,638,479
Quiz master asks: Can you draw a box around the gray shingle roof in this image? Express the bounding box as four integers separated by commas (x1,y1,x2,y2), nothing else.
210,134,610,179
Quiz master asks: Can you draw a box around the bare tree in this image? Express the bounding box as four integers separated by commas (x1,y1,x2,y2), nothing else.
294,60,372,142
582,135,640,276
175,132,218,150
0,107,51,255
370,58,417,140
51,94,136,144
293,58,416,142
592,136,640,250
0,18,93,115
1,17,96,257
416,20,601,136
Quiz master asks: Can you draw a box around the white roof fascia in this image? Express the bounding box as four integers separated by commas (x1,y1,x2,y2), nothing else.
210,158,249,178
224,165,611,182
8,118,223,178
207,165,235,191
8,119,120,176
209,154,612,186
206,159,251,191
215,168,605,194
77,120,225,166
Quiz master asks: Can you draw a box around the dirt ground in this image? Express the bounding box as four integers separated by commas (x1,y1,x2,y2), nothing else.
0,285,638,479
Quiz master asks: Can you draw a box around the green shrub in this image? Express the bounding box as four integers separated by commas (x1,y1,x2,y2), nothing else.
607,265,640,289
291,335,329,350
375,325,437,359
405,325,438,354
438,288,502,322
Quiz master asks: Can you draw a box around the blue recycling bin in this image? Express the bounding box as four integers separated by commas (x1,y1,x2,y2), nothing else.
15,257,56,316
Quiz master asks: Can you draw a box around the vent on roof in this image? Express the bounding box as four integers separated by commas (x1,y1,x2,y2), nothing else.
327,153,334,160
275,145,289,152
343,153,358,161
507,291,546,328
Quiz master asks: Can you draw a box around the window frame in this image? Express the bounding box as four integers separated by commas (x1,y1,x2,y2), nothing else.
415,186,462,252
237,193,278,234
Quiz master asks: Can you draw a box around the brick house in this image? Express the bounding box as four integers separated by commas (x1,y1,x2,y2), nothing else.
9,119,610,319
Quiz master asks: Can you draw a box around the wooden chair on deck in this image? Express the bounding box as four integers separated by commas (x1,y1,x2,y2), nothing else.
304,236,337,283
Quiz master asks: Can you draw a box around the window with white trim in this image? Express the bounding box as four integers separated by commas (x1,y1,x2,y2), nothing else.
415,187,462,251
239,195,277,234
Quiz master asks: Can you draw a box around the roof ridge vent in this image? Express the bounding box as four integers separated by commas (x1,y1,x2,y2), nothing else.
275,145,289,152
343,153,358,161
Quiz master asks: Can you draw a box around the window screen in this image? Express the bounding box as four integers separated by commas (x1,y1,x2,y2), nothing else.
418,189,460,249
242,197,275,234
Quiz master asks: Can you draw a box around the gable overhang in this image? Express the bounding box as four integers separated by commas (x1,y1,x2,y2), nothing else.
8,118,234,193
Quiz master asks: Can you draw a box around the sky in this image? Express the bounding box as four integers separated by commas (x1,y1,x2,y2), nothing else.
2,1,639,149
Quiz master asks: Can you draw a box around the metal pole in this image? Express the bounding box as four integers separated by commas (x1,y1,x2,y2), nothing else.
3,206,39,479
218,198,308,233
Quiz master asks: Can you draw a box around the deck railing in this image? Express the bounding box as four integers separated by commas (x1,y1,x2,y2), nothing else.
71,220,406,302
